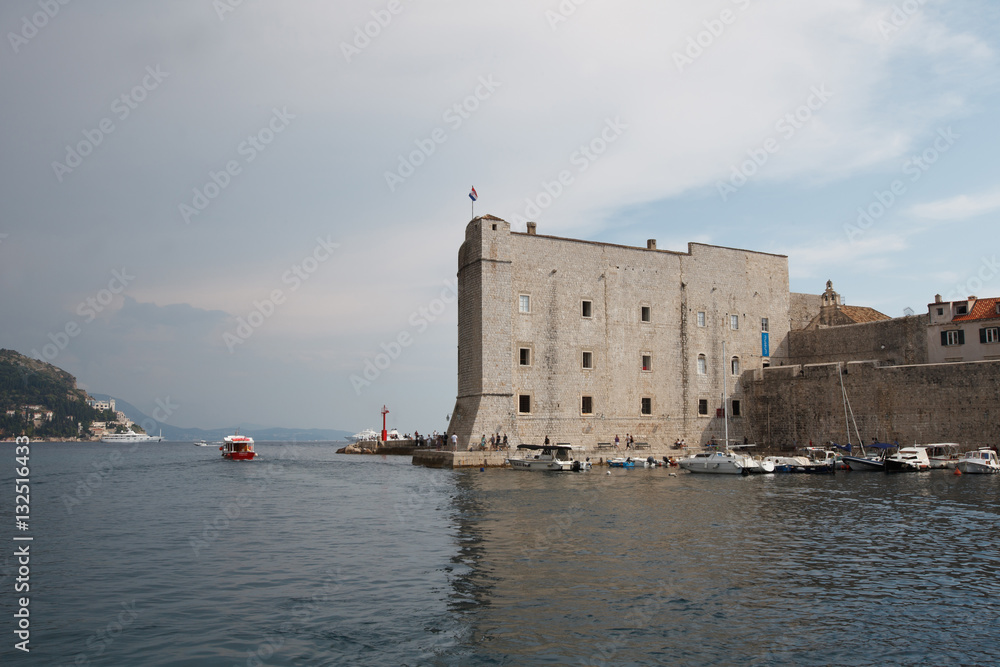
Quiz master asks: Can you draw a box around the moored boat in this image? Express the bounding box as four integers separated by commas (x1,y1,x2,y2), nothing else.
607,457,635,468
221,434,257,461
923,443,961,469
884,446,930,473
508,444,590,471
678,450,756,475
955,448,1000,474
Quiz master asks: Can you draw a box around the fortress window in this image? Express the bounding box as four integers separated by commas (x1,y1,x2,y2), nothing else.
641,397,652,415
731,357,740,375
942,330,964,346
642,354,652,371
982,327,1000,344
761,317,769,333
582,351,593,369
519,348,531,366
519,294,530,313
698,399,708,415
518,395,531,413
697,311,706,327
641,306,651,322
730,314,739,330
731,400,741,417
582,300,592,318
581,396,593,414
697,354,706,375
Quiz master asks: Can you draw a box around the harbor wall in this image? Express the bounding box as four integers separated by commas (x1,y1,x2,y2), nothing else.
741,359,1000,448
783,315,929,367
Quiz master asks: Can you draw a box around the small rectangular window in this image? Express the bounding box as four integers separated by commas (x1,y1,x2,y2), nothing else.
642,354,652,371
582,351,593,369
955,304,968,315
519,295,530,313
581,396,593,414
730,314,739,330
519,348,530,366
937,308,944,316
697,355,706,375
582,300,592,318
641,397,651,415
731,399,741,417
942,330,965,346
697,311,706,327
761,317,769,333
641,306,651,322
518,395,531,413
983,327,1000,344
698,399,708,415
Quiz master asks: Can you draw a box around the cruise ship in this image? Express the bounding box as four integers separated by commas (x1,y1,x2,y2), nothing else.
100,429,163,443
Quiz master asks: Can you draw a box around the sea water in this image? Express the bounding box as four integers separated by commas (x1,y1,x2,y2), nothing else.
1,442,999,666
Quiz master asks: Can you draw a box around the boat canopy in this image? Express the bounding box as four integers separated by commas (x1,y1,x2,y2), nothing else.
516,443,575,450
832,443,852,452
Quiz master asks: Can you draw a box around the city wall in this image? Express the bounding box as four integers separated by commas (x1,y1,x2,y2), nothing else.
783,315,928,367
741,359,1000,448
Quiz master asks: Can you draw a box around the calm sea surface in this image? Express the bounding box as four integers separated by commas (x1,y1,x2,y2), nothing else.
1,441,999,666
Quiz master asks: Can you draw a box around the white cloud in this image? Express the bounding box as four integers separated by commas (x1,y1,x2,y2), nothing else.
909,189,1000,221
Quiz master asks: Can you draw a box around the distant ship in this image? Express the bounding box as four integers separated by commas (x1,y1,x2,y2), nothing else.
350,428,379,442
101,429,163,443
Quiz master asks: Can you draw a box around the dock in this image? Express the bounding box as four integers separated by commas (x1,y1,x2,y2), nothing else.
412,450,509,468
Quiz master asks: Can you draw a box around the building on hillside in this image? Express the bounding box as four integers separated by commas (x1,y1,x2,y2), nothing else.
927,294,1000,363
87,398,116,412
446,216,791,450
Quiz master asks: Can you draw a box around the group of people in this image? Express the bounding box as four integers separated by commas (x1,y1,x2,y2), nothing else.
613,434,638,450
473,433,509,451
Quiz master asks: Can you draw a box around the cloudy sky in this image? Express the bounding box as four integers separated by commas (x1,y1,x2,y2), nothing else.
1,1,997,434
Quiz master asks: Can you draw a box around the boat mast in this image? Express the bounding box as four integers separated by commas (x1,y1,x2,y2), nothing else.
723,341,729,451
838,362,851,452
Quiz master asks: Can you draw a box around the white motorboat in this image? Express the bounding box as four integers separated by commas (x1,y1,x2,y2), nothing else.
955,449,1000,474
842,443,895,471
350,428,379,442
923,443,961,469
193,440,212,447
508,444,591,471
678,450,758,475
884,446,931,472
765,447,836,473
101,429,163,443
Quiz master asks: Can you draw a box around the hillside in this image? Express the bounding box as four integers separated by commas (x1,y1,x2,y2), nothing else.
0,349,112,439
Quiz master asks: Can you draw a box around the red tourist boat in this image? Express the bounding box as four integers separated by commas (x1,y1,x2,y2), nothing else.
220,434,256,461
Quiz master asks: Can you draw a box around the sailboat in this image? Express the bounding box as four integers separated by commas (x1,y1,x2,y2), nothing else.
678,342,772,475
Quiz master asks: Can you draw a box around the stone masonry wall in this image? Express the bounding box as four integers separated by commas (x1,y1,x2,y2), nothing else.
449,216,792,451
741,359,1000,448
785,315,929,366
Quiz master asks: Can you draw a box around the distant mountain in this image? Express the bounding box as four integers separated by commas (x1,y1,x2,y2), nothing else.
89,393,353,442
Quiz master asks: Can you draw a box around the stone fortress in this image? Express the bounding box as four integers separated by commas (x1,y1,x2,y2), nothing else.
446,216,1000,451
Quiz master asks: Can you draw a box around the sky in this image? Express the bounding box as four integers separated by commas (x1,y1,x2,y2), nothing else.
1,1,998,434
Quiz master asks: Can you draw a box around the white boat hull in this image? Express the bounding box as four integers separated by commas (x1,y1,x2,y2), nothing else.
678,453,752,475
956,460,1000,474
508,458,590,471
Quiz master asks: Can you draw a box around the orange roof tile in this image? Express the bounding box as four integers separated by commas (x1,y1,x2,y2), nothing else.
952,297,1000,322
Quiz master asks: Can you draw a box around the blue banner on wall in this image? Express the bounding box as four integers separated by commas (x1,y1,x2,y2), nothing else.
761,332,770,357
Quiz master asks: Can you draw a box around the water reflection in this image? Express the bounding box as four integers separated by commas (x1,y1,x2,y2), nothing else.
442,468,1000,665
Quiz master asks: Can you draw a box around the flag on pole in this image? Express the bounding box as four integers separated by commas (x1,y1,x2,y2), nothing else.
468,186,478,202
